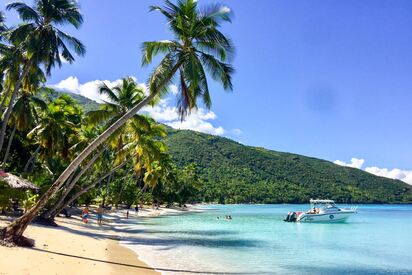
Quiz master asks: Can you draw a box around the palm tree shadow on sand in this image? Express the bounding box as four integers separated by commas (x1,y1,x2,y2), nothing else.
30,247,271,275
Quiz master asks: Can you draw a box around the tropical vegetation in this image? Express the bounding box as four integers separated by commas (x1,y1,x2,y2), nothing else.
0,0,235,246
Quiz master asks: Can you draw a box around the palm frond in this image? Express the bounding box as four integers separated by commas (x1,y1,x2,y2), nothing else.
148,52,180,96
50,0,84,29
56,29,86,56
7,23,36,45
141,40,179,66
200,3,233,24
200,52,234,90
98,82,119,103
6,2,40,23
87,109,116,125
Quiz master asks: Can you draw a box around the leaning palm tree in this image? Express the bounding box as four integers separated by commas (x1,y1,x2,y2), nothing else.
0,0,85,156
1,0,234,245
41,125,103,220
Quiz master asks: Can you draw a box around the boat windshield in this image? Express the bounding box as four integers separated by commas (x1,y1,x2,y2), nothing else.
310,200,338,209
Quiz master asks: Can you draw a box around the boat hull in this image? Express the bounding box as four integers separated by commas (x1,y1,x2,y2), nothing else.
297,211,356,223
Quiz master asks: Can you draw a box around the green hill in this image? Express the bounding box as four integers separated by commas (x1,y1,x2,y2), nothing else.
53,91,100,112
65,92,412,204
164,128,412,204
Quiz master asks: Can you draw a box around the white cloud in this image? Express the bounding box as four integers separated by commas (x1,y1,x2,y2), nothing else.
334,157,412,185
169,84,178,95
143,99,226,136
54,76,79,92
220,6,231,14
53,77,233,136
334,158,365,169
364,167,412,185
141,99,179,122
53,76,124,103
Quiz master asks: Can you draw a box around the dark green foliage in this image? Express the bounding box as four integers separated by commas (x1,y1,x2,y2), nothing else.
0,181,25,212
153,163,202,206
163,128,412,204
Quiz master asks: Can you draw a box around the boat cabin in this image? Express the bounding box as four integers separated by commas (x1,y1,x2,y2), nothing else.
308,199,340,214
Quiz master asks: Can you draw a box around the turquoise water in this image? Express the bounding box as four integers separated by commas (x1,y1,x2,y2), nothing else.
121,205,412,274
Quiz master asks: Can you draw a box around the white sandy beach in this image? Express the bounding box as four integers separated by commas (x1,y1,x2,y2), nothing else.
0,205,198,275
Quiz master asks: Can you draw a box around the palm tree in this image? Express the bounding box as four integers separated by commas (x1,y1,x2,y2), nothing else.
88,77,146,149
1,0,234,245
2,89,46,165
27,95,81,169
1,61,46,167
126,116,168,182
0,0,85,156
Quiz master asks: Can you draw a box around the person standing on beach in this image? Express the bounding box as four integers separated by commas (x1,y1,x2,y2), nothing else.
82,206,89,224
97,205,104,226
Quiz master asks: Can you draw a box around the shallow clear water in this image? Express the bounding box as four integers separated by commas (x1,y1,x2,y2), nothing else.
120,204,412,274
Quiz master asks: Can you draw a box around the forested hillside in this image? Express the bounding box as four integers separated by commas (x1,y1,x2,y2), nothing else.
164,128,412,204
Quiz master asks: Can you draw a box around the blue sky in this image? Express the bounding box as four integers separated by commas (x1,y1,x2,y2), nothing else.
1,0,412,181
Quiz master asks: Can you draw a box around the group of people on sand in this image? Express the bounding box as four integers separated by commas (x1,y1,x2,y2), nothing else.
82,204,142,225
81,205,105,226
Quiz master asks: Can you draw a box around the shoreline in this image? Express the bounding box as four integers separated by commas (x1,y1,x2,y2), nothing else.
0,205,200,275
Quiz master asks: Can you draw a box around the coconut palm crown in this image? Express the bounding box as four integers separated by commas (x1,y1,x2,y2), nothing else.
142,0,235,118
6,0,85,74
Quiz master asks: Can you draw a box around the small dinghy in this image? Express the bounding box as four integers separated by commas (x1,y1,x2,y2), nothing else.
284,199,357,223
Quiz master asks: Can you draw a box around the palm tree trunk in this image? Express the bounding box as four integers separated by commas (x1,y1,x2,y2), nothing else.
115,182,126,209
23,145,41,173
0,63,31,154
101,171,112,208
50,163,126,219
0,86,12,121
1,63,179,244
42,149,104,219
2,125,16,166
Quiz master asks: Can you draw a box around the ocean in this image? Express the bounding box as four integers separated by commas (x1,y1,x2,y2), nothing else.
120,204,412,274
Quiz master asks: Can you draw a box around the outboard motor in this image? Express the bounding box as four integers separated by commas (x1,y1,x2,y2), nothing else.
284,212,292,222
284,211,297,222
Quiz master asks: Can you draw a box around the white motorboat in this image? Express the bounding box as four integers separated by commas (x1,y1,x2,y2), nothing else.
284,199,357,223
